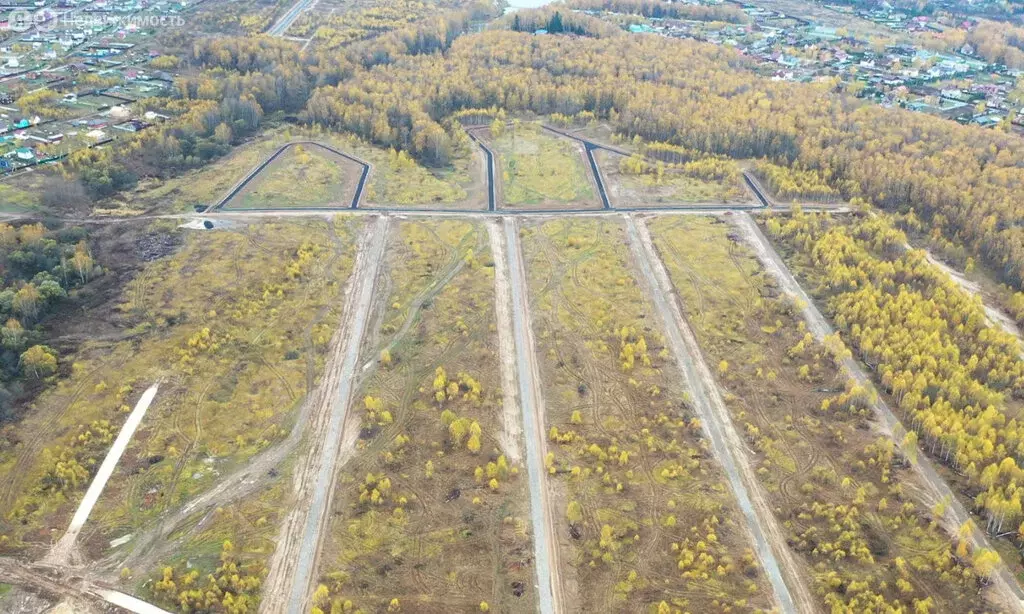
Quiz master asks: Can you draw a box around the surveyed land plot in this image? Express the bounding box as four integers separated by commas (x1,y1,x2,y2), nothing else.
648,215,1000,612
312,219,537,613
223,143,363,210
0,218,361,608
594,150,749,207
482,122,600,210
518,217,774,613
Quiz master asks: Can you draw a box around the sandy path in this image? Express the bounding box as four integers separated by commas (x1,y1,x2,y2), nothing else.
0,557,173,614
45,383,160,567
913,243,1024,350
260,215,390,614
735,212,1024,612
488,220,524,464
626,214,814,614
502,216,562,614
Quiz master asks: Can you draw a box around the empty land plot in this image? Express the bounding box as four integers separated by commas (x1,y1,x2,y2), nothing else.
141,461,296,611
649,215,998,612
224,143,362,210
363,142,486,210
314,219,536,613
595,150,749,207
107,134,289,214
519,218,773,613
484,123,599,209
0,218,359,578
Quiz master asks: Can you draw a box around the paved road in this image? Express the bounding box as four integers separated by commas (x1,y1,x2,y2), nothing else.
266,0,315,36
466,129,497,211
502,217,561,614
735,212,1024,611
626,214,807,614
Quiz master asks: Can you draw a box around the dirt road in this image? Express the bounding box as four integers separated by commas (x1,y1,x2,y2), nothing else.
260,215,390,614
502,216,562,614
488,220,524,464
0,557,173,614
45,384,160,567
734,212,1024,611
626,214,815,614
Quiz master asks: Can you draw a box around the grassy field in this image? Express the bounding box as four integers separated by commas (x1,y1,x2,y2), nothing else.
0,218,360,575
520,218,773,613
314,220,536,613
226,143,362,209
649,215,994,612
595,150,749,206
487,123,596,208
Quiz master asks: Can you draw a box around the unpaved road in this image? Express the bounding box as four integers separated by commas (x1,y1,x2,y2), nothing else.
502,216,562,614
912,243,1024,350
0,557,173,614
488,220,523,464
260,215,390,614
625,214,812,614
46,384,160,567
735,212,1024,611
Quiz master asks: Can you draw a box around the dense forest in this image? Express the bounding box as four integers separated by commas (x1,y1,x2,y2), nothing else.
768,211,1024,545
0,223,96,425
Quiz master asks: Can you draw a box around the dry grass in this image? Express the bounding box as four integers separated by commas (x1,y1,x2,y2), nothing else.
314,220,536,613
649,215,992,612
521,218,773,613
0,217,359,563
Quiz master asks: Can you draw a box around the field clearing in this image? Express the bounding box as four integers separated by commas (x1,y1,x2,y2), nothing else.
364,143,486,210
483,123,599,209
520,217,773,612
223,143,362,210
0,216,360,590
102,127,478,214
595,150,749,207
648,215,996,612
314,219,536,613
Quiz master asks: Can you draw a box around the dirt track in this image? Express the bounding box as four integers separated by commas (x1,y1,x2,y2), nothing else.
734,212,1024,612
46,383,160,568
260,215,390,614
488,220,524,464
501,216,563,614
625,213,816,614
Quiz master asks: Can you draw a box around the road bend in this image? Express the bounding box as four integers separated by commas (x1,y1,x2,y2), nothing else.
625,214,810,614
502,216,561,614
735,212,1024,611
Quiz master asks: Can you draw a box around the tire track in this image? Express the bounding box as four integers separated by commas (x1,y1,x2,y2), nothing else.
260,214,390,614
625,213,814,614
500,216,562,614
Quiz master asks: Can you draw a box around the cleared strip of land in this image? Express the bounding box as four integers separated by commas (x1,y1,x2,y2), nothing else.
501,216,561,614
260,214,390,614
625,214,811,614
45,384,160,566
